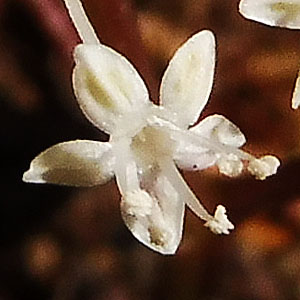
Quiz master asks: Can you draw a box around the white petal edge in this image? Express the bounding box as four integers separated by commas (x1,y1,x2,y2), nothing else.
73,44,150,134
239,0,300,29
160,30,215,128
292,72,300,109
152,174,185,253
23,140,114,187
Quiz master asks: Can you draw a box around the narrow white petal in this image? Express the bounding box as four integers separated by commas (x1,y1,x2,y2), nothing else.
120,172,185,255
114,128,185,254
292,72,300,109
23,140,114,187
152,174,185,253
114,136,185,255
63,0,100,45
73,44,150,134
160,30,215,128
239,0,300,29
191,114,246,147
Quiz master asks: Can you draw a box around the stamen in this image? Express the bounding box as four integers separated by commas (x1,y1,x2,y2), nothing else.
159,158,234,234
247,155,280,180
216,154,243,177
121,189,154,217
111,138,140,194
178,128,279,179
187,130,253,160
63,0,100,45
151,121,280,180
159,158,213,222
149,120,253,161
204,205,234,234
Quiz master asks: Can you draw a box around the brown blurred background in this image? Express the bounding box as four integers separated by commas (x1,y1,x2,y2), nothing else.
2,0,300,299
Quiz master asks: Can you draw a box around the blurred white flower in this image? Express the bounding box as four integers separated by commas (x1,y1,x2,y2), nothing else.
23,0,280,254
239,0,300,109
239,0,300,29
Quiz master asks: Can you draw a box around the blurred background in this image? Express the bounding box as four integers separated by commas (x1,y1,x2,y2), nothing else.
2,0,300,299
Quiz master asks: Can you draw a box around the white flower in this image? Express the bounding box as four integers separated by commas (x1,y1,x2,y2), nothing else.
239,0,300,109
239,0,300,29
23,0,280,254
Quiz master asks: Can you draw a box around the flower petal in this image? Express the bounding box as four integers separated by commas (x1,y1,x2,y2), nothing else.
159,30,215,128
73,44,150,134
190,114,246,147
120,168,185,255
111,136,184,254
174,137,217,171
23,140,114,187
239,0,300,29
175,150,217,171
292,72,300,109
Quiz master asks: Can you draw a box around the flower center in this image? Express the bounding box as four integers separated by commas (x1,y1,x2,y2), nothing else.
131,126,176,172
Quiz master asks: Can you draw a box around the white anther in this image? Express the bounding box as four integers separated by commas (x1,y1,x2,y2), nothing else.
121,190,154,217
204,205,234,235
217,154,243,177
248,155,280,180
